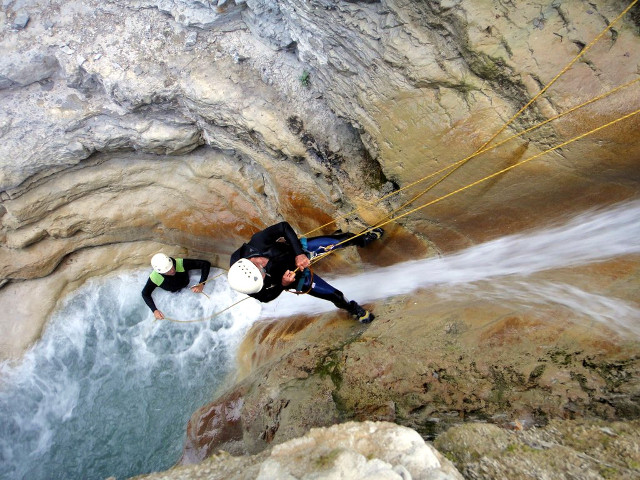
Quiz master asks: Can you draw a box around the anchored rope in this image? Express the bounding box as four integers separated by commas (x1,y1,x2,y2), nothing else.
160,296,250,324
158,271,248,324
369,108,640,234
375,76,640,228
302,0,638,239
157,1,638,323
307,107,640,266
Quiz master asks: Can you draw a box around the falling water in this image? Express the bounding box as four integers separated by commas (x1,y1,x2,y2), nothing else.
0,200,639,480
261,199,640,335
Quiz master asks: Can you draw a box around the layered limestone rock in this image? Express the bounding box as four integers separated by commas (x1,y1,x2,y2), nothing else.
1,1,639,477
1,0,639,358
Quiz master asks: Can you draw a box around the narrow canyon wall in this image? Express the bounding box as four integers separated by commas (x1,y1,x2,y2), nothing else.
2,1,639,477
0,0,638,366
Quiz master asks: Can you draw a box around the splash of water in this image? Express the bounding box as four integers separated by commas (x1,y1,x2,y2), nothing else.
1,200,638,480
260,200,640,335
0,269,260,480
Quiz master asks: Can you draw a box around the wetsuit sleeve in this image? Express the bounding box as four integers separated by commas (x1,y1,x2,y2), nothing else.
141,278,158,312
250,285,284,303
256,222,305,256
183,258,211,284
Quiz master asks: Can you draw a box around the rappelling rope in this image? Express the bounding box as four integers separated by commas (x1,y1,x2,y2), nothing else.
307,107,640,267
374,76,640,228
301,0,638,239
304,75,640,239
159,1,638,322
160,296,250,324
159,271,248,324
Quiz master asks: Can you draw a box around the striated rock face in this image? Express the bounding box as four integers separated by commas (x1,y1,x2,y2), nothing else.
1,0,639,358
1,0,639,478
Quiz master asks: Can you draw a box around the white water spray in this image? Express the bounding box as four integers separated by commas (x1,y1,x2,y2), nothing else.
260,200,640,335
1,200,638,480
0,270,260,480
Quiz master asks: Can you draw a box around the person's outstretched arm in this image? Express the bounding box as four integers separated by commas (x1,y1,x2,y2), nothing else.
141,279,164,319
253,222,305,256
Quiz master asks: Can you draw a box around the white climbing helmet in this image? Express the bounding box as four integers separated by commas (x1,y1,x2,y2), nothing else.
228,258,264,294
151,253,173,274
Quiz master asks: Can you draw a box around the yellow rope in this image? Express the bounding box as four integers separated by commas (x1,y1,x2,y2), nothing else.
160,297,250,324
376,76,640,224
475,0,638,153
190,271,225,288
302,0,638,238
156,271,246,324
308,107,639,265
372,109,640,231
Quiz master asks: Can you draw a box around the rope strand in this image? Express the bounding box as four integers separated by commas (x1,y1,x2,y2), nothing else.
156,1,639,323
302,0,638,238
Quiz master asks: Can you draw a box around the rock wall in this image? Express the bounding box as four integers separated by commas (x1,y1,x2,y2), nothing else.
1,0,639,357
181,259,640,461
1,1,640,477
133,419,640,480
134,421,465,480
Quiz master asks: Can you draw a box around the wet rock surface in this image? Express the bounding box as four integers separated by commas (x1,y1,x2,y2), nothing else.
1,0,639,478
1,0,639,359
176,257,639,478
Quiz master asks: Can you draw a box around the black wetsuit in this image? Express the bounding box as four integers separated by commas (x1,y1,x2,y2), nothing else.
141,258,211,313
229,221,359,312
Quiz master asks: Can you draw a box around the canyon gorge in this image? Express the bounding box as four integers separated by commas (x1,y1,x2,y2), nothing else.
1,0,639,478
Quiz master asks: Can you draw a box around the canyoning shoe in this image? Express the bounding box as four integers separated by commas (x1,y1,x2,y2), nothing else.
358,227,384,247
357,309,375,324
348,301,375,324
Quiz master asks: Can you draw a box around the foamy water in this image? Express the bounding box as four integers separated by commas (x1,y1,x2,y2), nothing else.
0,270,260,480
0,200,638,480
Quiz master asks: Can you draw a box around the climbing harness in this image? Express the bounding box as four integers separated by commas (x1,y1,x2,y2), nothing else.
158,0,639,323
288,266,314,295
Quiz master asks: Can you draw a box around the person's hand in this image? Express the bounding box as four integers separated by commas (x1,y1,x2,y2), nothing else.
153,310,165,320
191,283,204,293
282,270,296,286
295,254,310,270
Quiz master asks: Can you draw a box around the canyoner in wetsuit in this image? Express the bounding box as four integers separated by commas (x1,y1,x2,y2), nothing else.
227,221,383,323
141,253,211,320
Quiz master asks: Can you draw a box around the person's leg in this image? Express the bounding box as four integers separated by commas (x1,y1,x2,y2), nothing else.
305,227,384,255
302,273,374,323
305,232,356,254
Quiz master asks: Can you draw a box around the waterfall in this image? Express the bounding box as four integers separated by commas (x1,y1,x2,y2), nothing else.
1,199,638,480
0,270,260,480
261,199,640,335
